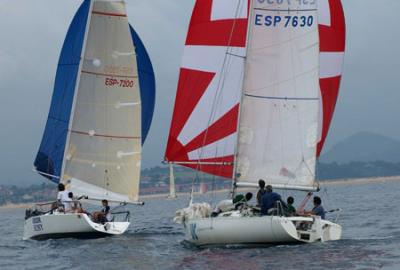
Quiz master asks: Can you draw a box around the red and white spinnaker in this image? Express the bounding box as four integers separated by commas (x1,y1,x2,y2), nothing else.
165,0,346,179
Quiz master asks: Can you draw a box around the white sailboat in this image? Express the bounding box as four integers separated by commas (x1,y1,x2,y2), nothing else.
24,0,155,240
166,0,346,246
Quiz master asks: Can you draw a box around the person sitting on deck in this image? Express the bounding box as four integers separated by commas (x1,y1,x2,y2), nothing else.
261,185,286,215
66,192,87,214
233,192,253,210
92,200,111,223
56,183,70,212
305,196,326,219
285,196,296,216
256,179,266,207
62,192,74,212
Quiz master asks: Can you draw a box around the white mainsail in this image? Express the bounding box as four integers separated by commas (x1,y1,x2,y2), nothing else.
63,1,142,202
236,1,320,191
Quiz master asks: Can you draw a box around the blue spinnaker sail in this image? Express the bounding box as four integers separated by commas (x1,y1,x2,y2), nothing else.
130,26,156,145
34,1,90,183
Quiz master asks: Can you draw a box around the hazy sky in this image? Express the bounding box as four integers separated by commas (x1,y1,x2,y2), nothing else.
0,0,399,186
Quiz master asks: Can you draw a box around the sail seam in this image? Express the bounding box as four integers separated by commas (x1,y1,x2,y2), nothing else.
92,11,127,17
81,70,137,79
70,130,141,140
244,94,318,101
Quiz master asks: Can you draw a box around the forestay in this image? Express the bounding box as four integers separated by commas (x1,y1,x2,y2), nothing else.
165,0,250,178
236,0,320,191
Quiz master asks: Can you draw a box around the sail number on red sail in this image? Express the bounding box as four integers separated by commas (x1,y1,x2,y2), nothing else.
105,78,135,88
255,14,314,27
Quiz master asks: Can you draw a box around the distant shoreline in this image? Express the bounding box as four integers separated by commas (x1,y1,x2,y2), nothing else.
319,175,400,187
143,175,400,200
1,176,400,209
0,203,32,210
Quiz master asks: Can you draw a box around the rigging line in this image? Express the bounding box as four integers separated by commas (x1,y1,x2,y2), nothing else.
226,52,245,59
190,1,246,202
323,186,333,213
195,0,245,166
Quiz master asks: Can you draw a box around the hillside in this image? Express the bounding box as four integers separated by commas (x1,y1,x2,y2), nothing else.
320,132,400,164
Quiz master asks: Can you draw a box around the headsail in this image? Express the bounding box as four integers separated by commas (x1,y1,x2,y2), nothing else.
164,0,250,178
317,0,346,156
34,0,155,203
235,1,320,191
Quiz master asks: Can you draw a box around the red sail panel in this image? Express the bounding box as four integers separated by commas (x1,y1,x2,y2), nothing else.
165,0,250,179
182,156,235,179
317,0,346,157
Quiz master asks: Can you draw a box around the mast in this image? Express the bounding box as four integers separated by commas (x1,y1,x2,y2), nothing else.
168,163,177,199
232,0,254,197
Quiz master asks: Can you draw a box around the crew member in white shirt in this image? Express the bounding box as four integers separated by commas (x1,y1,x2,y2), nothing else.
57,183,70,212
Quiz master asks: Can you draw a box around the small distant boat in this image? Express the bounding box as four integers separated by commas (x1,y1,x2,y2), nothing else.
165,0,345,246
24,0,155,240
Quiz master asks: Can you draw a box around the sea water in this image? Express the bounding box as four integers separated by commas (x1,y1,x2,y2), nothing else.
0,181,399,270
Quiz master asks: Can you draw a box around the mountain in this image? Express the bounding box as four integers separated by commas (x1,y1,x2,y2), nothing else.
320,132,400,164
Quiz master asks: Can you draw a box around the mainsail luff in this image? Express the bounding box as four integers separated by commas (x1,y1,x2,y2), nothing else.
235,0,320,190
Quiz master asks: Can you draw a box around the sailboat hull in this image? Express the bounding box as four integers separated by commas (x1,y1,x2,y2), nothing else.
183,214,342,246
23,213,130,240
